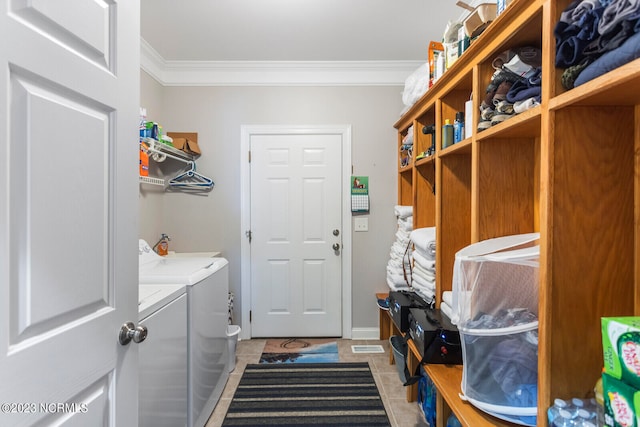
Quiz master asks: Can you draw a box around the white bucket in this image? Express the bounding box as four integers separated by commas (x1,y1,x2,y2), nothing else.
226,325,241,372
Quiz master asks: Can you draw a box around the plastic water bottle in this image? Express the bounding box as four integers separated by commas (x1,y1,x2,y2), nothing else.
548,398,569,425
571,397,586,414
553,409,574,427
572,413,597,427
454,111,465,143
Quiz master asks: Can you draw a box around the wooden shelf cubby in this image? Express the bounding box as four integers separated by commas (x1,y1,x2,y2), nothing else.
391,0,640,425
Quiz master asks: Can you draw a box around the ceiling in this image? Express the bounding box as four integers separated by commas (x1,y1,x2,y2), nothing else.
140,0,464,63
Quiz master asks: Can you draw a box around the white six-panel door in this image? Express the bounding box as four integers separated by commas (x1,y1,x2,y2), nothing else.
249,132,343,337
0,1,140,426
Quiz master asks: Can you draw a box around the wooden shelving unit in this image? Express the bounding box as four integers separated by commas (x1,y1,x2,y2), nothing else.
392,0,640,425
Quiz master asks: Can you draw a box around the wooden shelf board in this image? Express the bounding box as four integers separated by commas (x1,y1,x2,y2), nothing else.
550,57,640,109
476,106,542,140
415,155,436,168
399,165,413,174
438,138,472,158
424,364,519,427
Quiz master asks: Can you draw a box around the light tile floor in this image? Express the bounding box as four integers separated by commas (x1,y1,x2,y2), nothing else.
205,338,429,427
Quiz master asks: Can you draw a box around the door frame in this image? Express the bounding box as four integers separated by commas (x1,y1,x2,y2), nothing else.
240,125,352,340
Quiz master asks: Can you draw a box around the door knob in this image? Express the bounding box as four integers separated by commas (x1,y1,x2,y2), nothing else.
119,322,148,345
332,243,340,251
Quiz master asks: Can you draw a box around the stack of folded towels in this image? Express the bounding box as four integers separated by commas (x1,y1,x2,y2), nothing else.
386,206,413,291
409,227,436,304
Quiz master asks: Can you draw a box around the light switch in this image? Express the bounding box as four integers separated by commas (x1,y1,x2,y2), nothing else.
354,217,368,232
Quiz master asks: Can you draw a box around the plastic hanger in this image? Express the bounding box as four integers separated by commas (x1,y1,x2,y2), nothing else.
169,161,214,190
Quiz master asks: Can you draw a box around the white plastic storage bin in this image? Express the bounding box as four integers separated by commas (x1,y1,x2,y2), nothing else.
452,233,540,426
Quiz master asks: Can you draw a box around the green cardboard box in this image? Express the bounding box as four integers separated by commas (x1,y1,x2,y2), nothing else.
603,372,640,427
602,317,640,390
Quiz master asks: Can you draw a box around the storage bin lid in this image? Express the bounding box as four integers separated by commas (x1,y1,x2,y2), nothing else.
455,233,539,261
450,234,540,327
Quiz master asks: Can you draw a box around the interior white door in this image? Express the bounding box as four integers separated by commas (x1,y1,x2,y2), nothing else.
0,2,140,426
250,133,343,337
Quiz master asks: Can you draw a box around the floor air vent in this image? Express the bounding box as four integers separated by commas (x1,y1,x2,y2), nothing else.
351,345,385,354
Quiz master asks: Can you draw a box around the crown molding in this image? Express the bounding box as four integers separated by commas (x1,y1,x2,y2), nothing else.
140,37,417,87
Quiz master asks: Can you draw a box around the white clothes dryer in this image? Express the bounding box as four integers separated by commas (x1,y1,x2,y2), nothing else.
139,240,229,427
138,284,187,427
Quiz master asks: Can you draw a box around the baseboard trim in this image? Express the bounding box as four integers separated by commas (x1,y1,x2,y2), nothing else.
350,327,380,340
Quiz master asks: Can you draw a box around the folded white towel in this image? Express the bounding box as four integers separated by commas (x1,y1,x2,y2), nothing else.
394,205,413,219
386,264,405,276
413,264,435,281
395,234,410,247
442,291,453,307
410,227,436,254
387,260,402,272
387,276,411,291
389,260,404,273
414,288,434,305
440,301,453,321
387,271,410,287
390,242,411,259
412,273,435,291
412,250,436,270
398,216,413,230
396,227,410,237
389,242,404,259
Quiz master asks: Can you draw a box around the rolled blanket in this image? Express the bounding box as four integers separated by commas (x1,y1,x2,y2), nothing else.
394,205,413,219
410,227,436,255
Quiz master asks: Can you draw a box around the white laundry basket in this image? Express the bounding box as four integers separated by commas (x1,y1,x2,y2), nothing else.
226,325,241,372
452,233,540,426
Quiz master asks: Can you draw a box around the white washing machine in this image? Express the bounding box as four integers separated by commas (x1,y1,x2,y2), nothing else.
139,240,229,427
138,284,188,427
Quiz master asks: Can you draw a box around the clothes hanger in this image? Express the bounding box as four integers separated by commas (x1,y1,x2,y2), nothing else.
169,161,214,190
145,139,214,191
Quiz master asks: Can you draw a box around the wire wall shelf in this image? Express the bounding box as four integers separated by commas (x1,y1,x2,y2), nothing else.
139,176,165,186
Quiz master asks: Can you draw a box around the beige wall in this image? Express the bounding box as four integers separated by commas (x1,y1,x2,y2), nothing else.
140,70,402,335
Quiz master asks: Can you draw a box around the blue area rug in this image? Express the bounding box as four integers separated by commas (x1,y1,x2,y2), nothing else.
260,338,339,363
